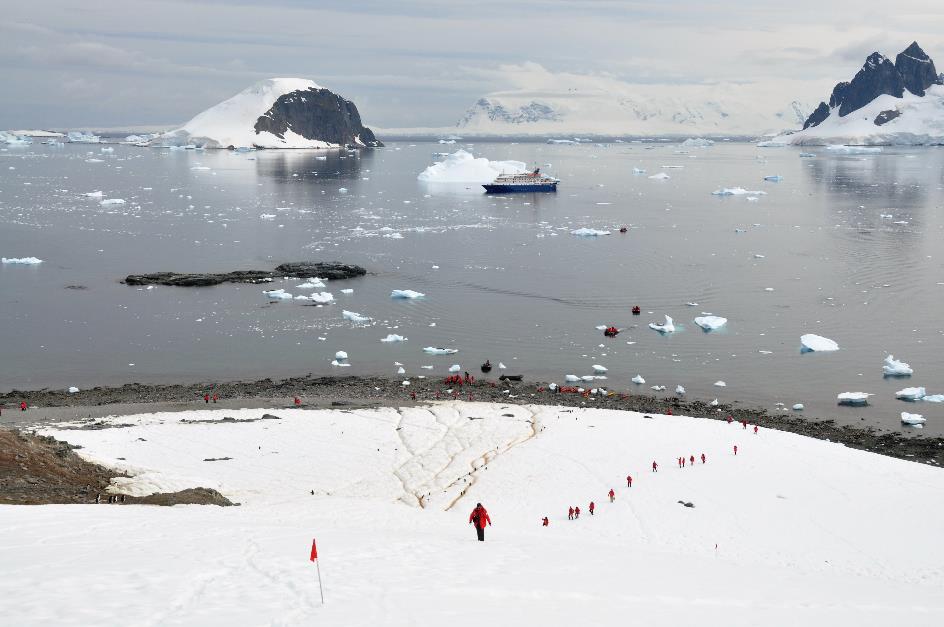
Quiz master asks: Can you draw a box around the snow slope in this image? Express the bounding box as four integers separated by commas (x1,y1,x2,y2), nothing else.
2,403,942,626
158,78,337,149
774,84,944,145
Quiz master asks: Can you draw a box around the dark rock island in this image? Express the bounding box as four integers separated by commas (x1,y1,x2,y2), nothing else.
124,261,366,287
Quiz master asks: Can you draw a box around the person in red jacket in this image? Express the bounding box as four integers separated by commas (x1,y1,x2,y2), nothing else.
589,501,595,515
689,455,695,466
626,475,633,487
652,461,658,472
754,425,759,434
608,488,615,503
568,506,574,520
203,394,209,404
20,401,27,411
701,453,706,464
469,503,491,541
734,444,738,456
542,517,549,527
574,506,581,519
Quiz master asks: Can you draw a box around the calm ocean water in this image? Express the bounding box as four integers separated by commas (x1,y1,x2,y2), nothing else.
1,140,942,435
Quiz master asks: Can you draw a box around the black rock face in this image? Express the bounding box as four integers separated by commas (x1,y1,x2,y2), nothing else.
124,262,367,286
895,41,942,96
803,102,831,129
253,87,382,147
874,110,902,126
802,43,940,130
838,53,903,116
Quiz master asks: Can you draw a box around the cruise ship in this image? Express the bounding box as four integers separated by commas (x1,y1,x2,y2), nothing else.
483,168,559,193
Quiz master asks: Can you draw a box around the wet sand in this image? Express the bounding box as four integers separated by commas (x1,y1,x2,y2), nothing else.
2,374,941,467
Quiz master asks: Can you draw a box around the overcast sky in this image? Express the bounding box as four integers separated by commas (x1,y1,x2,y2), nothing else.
2,0,943,129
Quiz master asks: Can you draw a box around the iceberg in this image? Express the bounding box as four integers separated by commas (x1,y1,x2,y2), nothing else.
709,399,719,406
592,365,608,374
68,386,80,394
565,374,580,382
296,279,327,289
417,150,527,184
2,257,43,265
922,394,944,403
895,387,926,401
649,315,675,334
837,392,871,406
448,364,461,373
263,289,293,300
900,412,926,426
498,362,506,370
571,228,611,237
83,191,104,198
67,131,101,143
423,347,458,355
681,137,714,147
694,316,727,331
792,403,804,411
882,355,913,377
800,334,839,352
342,310,371,323
825,145,882,155
340,288,354,294
380,334,407,343
648,172,671,180
651,385,667,391
712,187,767,196
397,367,406,374
307,292,335,304
631,375,645,384
675,385,686,395
100,198,126,206
390,289,425,299
335,351,348,360
714,381,727,387
330,360,350,367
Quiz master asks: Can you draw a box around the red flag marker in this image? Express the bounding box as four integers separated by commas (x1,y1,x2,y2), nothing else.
310,538,325,603
310,539,318,561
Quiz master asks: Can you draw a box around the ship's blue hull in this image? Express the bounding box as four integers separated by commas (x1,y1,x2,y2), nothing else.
483,182,558,193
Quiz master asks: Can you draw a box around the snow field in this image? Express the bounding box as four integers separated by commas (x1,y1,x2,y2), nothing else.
0,403,941,626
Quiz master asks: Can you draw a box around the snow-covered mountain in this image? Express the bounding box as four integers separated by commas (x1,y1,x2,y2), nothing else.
774,42,944,145
452,83,812,137
157,78,382,149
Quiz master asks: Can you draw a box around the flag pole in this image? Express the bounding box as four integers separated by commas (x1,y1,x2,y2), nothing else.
311,538,325,604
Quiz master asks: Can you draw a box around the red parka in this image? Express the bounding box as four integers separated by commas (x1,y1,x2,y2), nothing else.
469,505,491,528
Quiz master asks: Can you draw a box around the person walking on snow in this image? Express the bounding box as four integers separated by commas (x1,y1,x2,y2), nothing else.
652,461,658,472
678,457,683,468
754,425,759,434
574,506,581,519
608,489,615,503
690,455,695,466
204,393,209,404
542,517,549,527
568,506,574,520
589,501,595,515
734,445,738,455
469,502,491,541
701,453,706,464
626,475,633,487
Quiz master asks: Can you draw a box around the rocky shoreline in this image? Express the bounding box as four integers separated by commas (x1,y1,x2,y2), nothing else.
3,375,942,468
123,261,366,287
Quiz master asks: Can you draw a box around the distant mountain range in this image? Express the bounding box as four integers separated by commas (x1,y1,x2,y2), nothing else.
773,42,944,145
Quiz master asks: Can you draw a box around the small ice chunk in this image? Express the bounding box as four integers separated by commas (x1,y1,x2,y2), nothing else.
712,187,766,196
402,380,410,386
709,398,719,406
571,228,611,237
448,364,461,373
307,292,335,304
565,374,580,382
714,381,726,387
826,144,882,155
633,167,647,174
498,362,507,370
335,351,348,360
592,364,608,373
83,190,104,198
764,175,783,182
380,334,407,343
800,334,839,352
631,375,645,384
651,385,666,391
896,387,926,401
330,360,351,367
694,316,727,331
68,386,80,393
882,355,913,377
397,367,406,374
648,172,671,180
296,279,327,289
649,315,675,334
900,412,925,426
792,403,804,411
837,392,871,406
99,198,126,206
263,289,293,300
675,385,686,395
340,288,354,294
391,289,425,299
424,347,458,355
342,310,370,323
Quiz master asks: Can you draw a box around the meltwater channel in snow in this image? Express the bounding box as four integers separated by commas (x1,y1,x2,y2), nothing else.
2,140,944,435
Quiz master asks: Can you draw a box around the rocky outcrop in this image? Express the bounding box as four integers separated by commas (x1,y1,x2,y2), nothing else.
254,87,382,147
874,110,901,126
803,43,942,129
124,262,366,286
895,42,940,97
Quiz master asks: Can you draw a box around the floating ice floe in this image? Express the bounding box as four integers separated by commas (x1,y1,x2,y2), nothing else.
68,386,79,394
792,403,804,411
263,289,292,300
592,365,608,374
100,198,126,206
837,392,871,406
651,385,666,391
259,214,276,220
335,351,348,360
675,385,686,395
648,172,671,180
423,347,458,355
882,355,913,377
565,374,580,382
83,190,104,198
712,188,767,196
448,364,461,373
764,175,783,182
342,310,370,323
632,167,647,174
694,316,727,331
498,362,506,370
709,399,719,406
308,292,335,304
922,394,944,403
391,289,425,299
826,144,882,155
2,257,43,265
649,315,675,334
901,412,925,427
631,375,645,384
382,232,404,239
681,137,714,148
417,150,527,184
571,228,611,237
340,289,354,294
397,367,406,374
330,360,351,367
800,334,839,352
714,381,726,387
895,387,926,401
380,334,407,343
296,279,327,289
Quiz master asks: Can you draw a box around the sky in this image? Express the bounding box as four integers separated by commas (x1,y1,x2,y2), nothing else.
2,0,943,130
